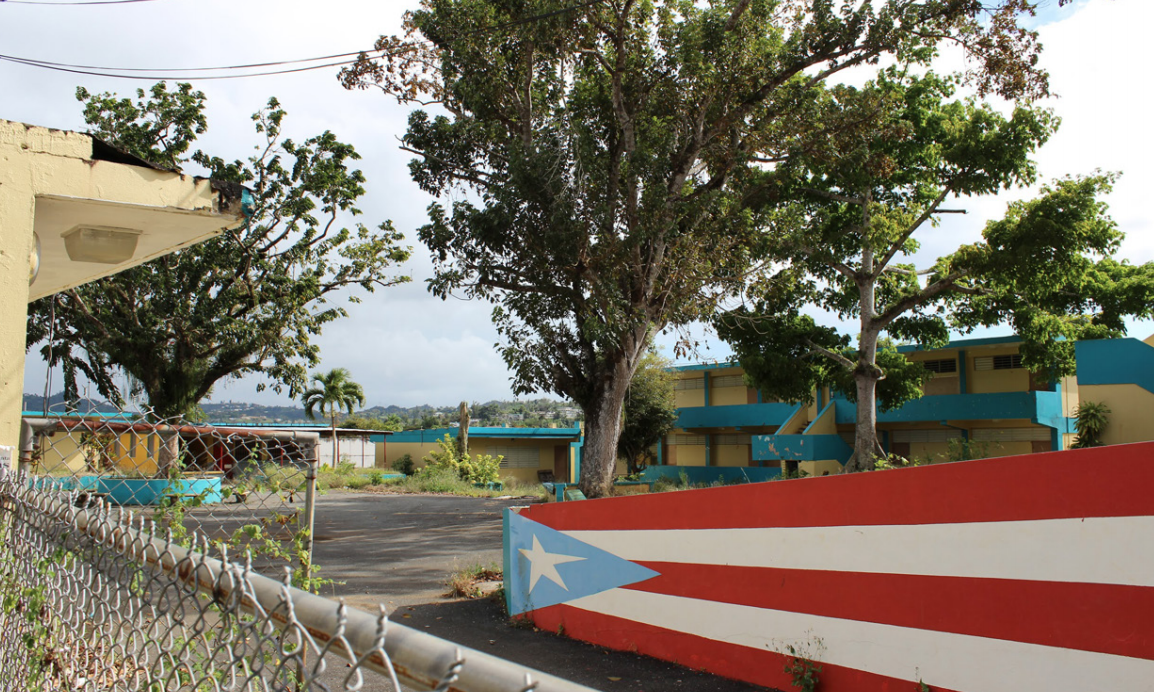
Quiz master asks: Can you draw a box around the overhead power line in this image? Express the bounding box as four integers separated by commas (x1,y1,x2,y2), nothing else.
0,0,604,80
0,0,163,5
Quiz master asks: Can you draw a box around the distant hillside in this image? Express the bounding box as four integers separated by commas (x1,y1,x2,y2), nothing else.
21,393,119,414
23,392,583,427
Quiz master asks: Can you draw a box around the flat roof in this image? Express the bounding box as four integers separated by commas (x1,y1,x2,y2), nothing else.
388,426,582,443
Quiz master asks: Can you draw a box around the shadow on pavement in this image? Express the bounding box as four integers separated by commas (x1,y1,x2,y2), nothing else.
396,597,777,692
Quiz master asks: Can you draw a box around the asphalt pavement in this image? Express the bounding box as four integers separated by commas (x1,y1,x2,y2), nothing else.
310,491,772,692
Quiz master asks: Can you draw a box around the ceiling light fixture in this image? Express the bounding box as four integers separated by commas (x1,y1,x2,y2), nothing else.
61,225,142,264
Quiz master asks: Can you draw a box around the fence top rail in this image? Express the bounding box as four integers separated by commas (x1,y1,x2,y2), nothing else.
22,416,322,441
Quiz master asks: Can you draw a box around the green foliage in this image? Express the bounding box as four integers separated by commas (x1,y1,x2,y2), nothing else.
25,84,411,418
618,349,679,474
367,469,385,485
303,369,365,424
945,437,997,462
342,0,1051,497
391,453,416,475
873,453,928,471
719,71,1152,472
783,638,824,692
1072,400,1111,448
422,433,502,484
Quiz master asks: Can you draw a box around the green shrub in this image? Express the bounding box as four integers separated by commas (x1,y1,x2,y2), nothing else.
368,469,385,485
345,475,371,490
422,434,504,483
458,453,502,484
1072,400,1111,448
391,454,415,475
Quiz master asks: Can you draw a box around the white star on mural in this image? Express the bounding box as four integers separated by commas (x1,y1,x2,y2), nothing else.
519,535,586,592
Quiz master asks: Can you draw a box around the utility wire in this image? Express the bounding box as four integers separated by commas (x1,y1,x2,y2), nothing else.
0,0,603,80
0,0,163,5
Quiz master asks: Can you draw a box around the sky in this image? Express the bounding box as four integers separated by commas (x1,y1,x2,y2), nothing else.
5,0,1151,409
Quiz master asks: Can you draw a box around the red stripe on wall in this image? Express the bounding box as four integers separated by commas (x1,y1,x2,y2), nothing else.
624,563,1154,661
523,443,1154,530
529,603,961,692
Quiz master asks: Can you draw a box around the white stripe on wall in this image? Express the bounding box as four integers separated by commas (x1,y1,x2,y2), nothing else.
566,516,1154,587
566,589,1154,692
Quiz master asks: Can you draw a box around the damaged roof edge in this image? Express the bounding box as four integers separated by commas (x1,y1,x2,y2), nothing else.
89,134,254,219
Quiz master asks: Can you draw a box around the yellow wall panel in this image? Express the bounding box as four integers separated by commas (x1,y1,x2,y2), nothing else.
1080,384,1154,446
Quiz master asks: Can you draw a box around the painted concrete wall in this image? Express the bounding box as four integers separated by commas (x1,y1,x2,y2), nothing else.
378,434,580,483
505,443,1154,691
1,120,241,451
1080,384,1154,446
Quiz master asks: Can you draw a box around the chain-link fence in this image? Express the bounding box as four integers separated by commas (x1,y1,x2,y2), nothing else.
18,412,322,582
0,468,596,692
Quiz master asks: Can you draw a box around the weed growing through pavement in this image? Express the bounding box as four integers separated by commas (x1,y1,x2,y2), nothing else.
445,563,502,599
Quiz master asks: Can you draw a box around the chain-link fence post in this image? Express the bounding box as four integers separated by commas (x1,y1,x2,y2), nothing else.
302,438,319,584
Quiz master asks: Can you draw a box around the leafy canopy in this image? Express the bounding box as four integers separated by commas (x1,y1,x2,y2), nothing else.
26,83,411,418
341,0,1053,494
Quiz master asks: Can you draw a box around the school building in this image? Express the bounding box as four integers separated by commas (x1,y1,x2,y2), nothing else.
379,427,584,484
662,334,1154,477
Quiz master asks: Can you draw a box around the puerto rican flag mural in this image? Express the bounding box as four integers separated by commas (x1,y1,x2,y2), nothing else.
504,443,1154,692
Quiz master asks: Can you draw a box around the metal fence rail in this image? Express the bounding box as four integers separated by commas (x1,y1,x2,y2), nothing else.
0,472,597,692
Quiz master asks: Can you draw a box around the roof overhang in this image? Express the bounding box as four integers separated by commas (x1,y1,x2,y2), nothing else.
29,194,242,301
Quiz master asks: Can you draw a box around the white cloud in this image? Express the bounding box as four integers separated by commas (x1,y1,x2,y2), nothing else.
11,0,1152,406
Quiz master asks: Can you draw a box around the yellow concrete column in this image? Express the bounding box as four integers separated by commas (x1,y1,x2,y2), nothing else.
0,138,35,449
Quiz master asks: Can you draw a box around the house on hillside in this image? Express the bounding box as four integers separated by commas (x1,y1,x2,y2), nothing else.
381,427,585,483
2,119,249,459
661,334,1154,479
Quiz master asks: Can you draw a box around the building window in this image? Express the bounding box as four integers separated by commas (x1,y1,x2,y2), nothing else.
710,374,746,388
714,433,751,445
674,377,705,391
974,354,1023,371
669,434,706,446
922,359,958,374
487,446,539,468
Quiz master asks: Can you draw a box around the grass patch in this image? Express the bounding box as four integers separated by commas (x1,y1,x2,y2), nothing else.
360,467,549,500
446,562,503,599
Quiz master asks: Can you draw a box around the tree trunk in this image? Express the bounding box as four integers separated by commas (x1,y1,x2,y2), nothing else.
457,402,470,459
578,352,641,498
155,430,180,479
844,328,885,473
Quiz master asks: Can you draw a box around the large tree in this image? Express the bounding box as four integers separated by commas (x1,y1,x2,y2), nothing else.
26,83,411,421
302,368,366,468
717,72,1154,471
342,0,1051,496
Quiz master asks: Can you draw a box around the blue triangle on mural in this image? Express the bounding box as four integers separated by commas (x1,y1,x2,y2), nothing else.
506,511,660,616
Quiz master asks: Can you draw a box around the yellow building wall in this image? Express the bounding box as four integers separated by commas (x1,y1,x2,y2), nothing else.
377,436,578,484
1061,374,1080,419
1080,384,1154,446
966,347,1030,394
714,444,750,467
673,444,707,467
36,430,162,476
675,388,705,409
711,386,748,407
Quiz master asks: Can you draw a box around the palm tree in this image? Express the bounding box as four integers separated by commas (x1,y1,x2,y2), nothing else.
302,368,365,468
